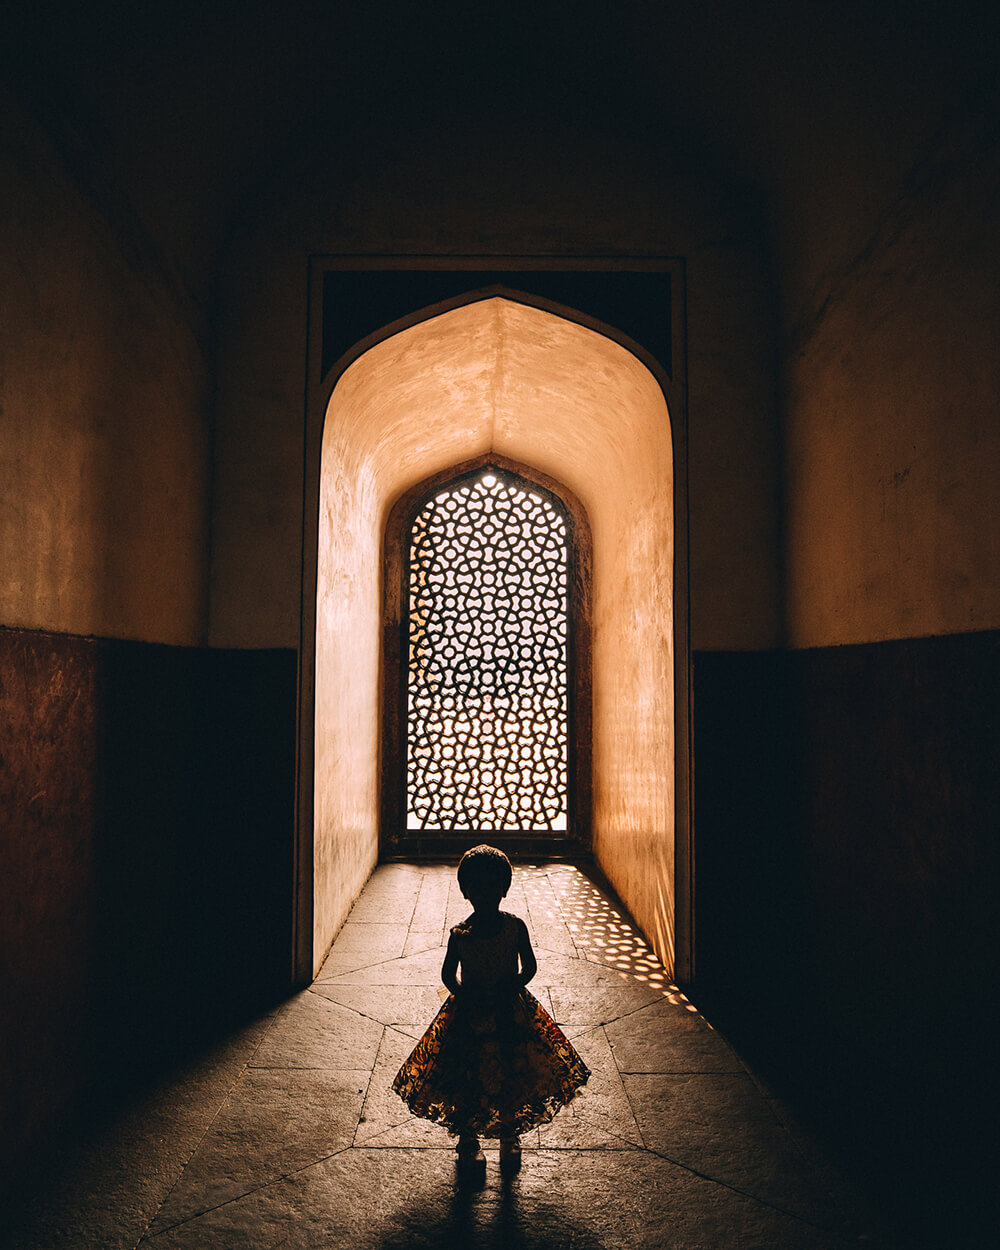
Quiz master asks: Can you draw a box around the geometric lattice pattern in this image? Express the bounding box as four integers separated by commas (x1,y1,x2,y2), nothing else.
406,470,569,831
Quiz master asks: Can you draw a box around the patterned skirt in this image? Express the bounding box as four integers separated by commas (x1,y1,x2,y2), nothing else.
392,987,589,1138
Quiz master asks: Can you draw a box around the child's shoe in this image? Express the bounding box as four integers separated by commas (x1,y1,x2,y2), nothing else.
499,1134,522,1175
456,1135,486,1186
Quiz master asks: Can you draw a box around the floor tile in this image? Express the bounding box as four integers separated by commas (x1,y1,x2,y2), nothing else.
548,983,669,1030
141,1145,856,1250
311,983,447,1037
409,868,452,931
354,1027,453,1147
346,887,417,926
323,945,452,985
402,928,445,956
532,950,637,989
147,1068,370,1235
538,1027,643,1148
623,1072,870,1237
250,990,383,1070
315,922,410,977
530,926,578,957
605,996,746,1074
4,1016,276,1250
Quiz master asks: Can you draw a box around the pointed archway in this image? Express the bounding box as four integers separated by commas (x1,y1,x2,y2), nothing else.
301,290,688,986
381,453,593,859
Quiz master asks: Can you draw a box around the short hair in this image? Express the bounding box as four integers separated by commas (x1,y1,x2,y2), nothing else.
457,844,513,896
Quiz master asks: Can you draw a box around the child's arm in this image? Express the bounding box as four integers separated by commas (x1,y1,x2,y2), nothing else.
441,930,462,996
515,917,537,987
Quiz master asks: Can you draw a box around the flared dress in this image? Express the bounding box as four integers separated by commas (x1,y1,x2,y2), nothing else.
392,910,589,1137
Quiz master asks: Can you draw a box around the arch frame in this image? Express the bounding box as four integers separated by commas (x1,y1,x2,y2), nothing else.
297,258,691,987
381,452,593,858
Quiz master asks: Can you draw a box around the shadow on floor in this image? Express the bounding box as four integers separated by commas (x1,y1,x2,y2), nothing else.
374,1176,606,1250
4,861,892,1250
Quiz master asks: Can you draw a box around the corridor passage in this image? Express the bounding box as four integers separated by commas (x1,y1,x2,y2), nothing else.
10,864,882,1248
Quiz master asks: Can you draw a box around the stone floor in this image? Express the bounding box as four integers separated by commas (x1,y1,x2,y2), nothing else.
7,863,889,1249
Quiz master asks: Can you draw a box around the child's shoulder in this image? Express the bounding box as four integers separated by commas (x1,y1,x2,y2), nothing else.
448,911,525,940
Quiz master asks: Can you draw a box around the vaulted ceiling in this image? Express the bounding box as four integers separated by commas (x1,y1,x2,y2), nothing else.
8,1,996,308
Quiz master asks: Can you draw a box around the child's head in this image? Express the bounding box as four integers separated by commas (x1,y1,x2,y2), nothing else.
457,844,513,906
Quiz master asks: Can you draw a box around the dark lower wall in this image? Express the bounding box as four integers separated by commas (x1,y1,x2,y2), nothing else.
0,628,296,1182
694,631,1000,1246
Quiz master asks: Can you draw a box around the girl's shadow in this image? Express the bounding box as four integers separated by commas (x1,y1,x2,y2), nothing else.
374,1171,607,1249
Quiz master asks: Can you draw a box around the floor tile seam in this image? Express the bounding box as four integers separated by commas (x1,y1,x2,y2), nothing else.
568,1033,646,1144
572,947,675,984
306,985,436,1034
638,1144,872,1248
543,1108,645,1150
522,891,567,918
567,1010,745,1070
310,951,415,982
555,995,693,1034
559,1021,605,1045
400,939,446,957
362,870,421,925
522,889,572,936
131,1018,281,1247
353,1025,389,1149
139,1145,358,1240
695,1015,778,1087
355,1118,438,1147
614,1030,651,1153
246,1064,380,1072
531,922,582,946
532,944,582,964
403,904,447,937
342,916,416,925
617,1067,820,1154
570,1025,634,1083
614,1066,749,1075
314,940,445,980
709,1044,849,1173
310,985,442,1035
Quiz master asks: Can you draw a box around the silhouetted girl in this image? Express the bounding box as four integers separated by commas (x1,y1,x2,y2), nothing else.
392,845,589,1180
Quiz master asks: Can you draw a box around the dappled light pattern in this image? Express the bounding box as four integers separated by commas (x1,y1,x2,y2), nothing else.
407,470,569,831
523,865,690,1003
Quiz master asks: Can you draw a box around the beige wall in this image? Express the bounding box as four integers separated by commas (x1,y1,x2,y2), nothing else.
781,106,1000,647
0,95,211,645
316,300,674,970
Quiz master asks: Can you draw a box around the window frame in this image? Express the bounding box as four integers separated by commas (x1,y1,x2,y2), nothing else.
380,453,593,858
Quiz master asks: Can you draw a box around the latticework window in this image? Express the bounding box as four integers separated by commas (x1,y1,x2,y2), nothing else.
405,469,570,832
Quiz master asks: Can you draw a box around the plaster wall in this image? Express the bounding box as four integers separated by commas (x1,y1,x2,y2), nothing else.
781,99,1000,646
316,300,673,970
0,94,211,645
0,627,295,1176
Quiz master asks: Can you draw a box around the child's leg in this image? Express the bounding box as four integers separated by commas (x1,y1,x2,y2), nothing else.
499,1121,521,1173
456,1128,486,1183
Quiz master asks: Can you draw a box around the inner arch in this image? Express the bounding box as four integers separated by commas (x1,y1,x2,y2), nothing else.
405,466,571,835
316,297,674,973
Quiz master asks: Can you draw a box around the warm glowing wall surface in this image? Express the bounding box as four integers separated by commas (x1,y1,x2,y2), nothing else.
780,105,1000,648
0,100,210,645
317,299,674,972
